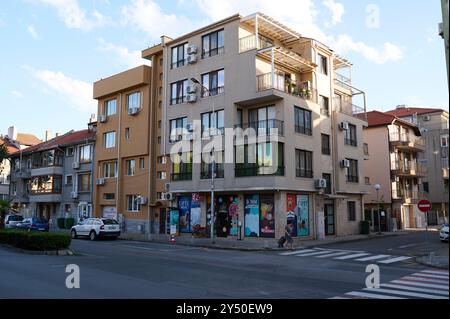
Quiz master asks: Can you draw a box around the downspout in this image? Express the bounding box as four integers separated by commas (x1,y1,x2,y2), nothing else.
116,93,122,220
148,56,156,236
162,45,169,156
90,139,95,218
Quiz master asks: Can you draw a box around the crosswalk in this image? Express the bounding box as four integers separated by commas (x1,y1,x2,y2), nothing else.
330,269,449,299
279,248,412,264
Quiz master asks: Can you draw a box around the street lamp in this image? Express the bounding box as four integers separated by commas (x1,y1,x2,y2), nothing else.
190,77,216,244
374,184,382,235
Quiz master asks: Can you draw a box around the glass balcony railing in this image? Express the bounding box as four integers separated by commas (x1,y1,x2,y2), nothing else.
256,73,317,103
234,119,284,136
239,34,274,53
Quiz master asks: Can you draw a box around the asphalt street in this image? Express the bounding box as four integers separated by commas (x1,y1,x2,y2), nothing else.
0,231,448,299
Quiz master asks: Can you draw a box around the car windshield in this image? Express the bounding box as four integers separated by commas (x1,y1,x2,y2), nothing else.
9,215,23,221
34,218,46,224
102,219,118,225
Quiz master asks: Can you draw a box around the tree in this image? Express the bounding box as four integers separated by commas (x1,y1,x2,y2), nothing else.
0,199,11,229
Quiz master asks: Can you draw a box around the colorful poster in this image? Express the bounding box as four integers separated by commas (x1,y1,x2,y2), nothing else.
296,195,310,237
178,196,191,233
244,195,260,237
228,196,239,236
286,194,298,237
190,193,201,229
260,195,275,238
169,209,179,235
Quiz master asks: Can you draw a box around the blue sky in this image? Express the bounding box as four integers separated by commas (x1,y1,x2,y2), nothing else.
1,0,448,139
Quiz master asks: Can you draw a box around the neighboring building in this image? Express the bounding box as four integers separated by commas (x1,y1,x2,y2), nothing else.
364,111,427,230
93,63,170,234
9,128,96,224
385,106,449,224
155,12,368,241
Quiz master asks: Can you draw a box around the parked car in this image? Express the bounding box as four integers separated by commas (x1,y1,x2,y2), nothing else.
440,223,449,242
15,217,49,232
70,218,120,241
4,214,24,229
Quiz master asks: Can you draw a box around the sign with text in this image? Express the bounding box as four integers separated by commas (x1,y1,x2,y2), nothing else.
418,200,432,213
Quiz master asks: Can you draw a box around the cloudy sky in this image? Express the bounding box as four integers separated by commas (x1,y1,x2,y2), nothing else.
1,0,448,139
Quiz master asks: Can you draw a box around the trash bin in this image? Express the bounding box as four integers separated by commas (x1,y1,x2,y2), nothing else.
360,220,370,234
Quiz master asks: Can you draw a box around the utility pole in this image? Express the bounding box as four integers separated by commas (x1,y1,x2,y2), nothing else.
441,0,449,84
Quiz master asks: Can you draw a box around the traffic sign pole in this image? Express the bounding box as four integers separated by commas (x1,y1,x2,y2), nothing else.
417,200,432,262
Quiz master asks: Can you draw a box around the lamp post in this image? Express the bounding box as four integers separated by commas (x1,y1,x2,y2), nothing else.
190,78,215,244
374,184,382,235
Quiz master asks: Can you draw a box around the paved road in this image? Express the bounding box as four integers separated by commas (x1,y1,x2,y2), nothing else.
0,231,447,299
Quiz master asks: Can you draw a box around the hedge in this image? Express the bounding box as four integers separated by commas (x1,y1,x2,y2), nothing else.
57,218,66,229
0,230,71,251
65,218,75,229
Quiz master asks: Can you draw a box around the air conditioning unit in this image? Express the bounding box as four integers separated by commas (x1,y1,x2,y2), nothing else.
186,123,194,132
186,85,197,94
96,178,105,186
72,162,80,169
98,115,107,123
187,45,198,55
341,159,351,168
315,179,327,189
187,54,197,64
340,121,349,130
162,193,173,201
139,196,147,205
71,191,78,199
128,107,140,115
186,93,197,103
423,115,431,121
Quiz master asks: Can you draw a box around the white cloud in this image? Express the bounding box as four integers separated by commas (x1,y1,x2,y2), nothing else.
27,25,38,39
11,91,23,98
323,0,344,27
97,38,149,68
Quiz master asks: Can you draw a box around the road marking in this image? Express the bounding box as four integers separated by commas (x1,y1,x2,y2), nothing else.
362,288,447,299
410,273,449,279
402,276,449,284
355,254,391,261
117,245,157,251
377,256,412,264
391,280,449,290
279,249,316,256
328,297,350,299
333,252,371,260
295,250,335,257
421,270,450,275
316,252,350,258
381,283,449,296
345,291,405,299
398,244,418,249
314,247,364,253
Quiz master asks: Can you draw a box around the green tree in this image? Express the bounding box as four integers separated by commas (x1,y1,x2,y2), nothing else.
0,199,11,229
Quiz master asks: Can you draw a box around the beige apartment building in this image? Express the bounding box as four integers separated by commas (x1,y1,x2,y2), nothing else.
364,111,427,230
93,59,170,234
152,12,368,241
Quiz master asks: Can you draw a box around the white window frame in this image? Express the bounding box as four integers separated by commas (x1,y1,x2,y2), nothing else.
126,195,141,212
104,132,116,149
65,174,73,185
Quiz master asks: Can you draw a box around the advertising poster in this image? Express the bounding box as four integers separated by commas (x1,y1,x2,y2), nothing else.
190,193,201,229
228,196,239,236
260,195,275,238
244,195,260,237
286,194,298,237
296,195,310,237
169,209,179,235
178,196,191,233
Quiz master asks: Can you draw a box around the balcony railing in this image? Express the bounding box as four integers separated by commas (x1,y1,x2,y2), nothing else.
389,133,425,149
171,172,192,181
334,73,352,91
239,34,274,53
335,99,367,122
391,161,427,176
257,73,317,103
235,165,285,177
201,86,224,97
392,189,419,200
234,119,284,136
201,165,225,179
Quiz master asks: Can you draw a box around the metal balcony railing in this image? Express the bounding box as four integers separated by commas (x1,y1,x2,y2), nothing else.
391,161,427,175
256,73,317,103
389,133,425,149
235,165,285,177
334,73,352,91
392,188,419,200
335,99,367,122
239,34,274,53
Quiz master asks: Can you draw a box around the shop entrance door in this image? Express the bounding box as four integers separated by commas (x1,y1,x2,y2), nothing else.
159,208,166,234
324,204,335,236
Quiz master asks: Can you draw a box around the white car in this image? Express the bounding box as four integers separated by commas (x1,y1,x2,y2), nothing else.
71,218,120,241
5,214,24,229
440,223,449,242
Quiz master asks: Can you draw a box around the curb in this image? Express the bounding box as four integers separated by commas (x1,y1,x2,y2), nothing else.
414,256,449,270
0,244,75,256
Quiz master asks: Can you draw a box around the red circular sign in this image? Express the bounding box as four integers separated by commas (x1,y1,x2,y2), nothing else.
418,200,432,213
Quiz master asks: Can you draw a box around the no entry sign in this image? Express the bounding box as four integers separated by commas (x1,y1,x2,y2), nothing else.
418,200,432,213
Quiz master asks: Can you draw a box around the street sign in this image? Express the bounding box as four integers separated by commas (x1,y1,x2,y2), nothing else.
418,200,432,213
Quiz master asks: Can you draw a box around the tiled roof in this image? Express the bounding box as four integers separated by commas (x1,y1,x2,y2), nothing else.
0,138,20,154
15,133,42,146
385,107,445,117
366,110,421,134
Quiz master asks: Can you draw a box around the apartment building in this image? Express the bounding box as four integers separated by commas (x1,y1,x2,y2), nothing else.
9,128,96,223
155,12,368,241
385,106,449,224
364,111,427,230
93,62,170,234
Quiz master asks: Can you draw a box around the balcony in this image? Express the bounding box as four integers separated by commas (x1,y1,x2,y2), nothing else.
171,172,192,181
335,99,367,122
235,165,285,177
200,165,225,179
334,73,352,92
239,34,274,53
391,161,427,177
392,189,419,201
234,119,284,137
15,170,31,179
389,133,426,151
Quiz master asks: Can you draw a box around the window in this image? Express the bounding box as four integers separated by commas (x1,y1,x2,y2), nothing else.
104,132,116,149
79,145,91,163
103,162,117,178
171,43,188,69
158,136,161,144
295,149,313,178
158,156,167,164
125,128,130,140
423,182,429,193
66,147,74,157
318,53,328,75
201,110,224,136
158,120,161,128
158,171,167,180
201,69,225,97
105,99,117,116
170,79,188,105
127,92,141,111
159,87,162,95
364,143,369,156
159,73,163,81
140,158,145,169
104,193,115,200
77,173,90,192
169,117,188,142
321,134,330,155
159,101,162,109
365,177,370,185
31,150,64,168
126,159,136,176
441,134,449,147
201,151,224,179
247,106,279,136
237,109,243,129
172,152,192,181
202,29,224,58
347,201,356,221
344,123,357,146
294,106,312,135
235,143,284,177
65,175,73,185
319,95,329,116
126,195,141,212
322,173,332,195
346,159,359,183
160,58,163,66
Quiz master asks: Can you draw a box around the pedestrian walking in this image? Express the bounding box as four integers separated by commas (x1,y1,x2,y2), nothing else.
284,221,294,250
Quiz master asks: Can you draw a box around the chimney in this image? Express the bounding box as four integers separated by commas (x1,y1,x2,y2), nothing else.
7,126,18,140
45,130,53,142
89,113,97,123
396,104,407,109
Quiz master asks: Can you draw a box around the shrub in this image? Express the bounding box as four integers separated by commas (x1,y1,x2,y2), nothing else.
0,230,71,251
64,218,75,229
57,218,66,229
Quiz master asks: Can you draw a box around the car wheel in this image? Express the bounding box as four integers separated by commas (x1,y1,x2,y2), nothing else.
89,231,97,241
71,229,78,239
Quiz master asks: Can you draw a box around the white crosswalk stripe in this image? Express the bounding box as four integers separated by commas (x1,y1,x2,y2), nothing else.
330,269,449,299
355,254,391,261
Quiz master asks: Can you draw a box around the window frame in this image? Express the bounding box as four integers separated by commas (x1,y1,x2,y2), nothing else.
347,201,356,221
170,79,189,105
201,69,225,97
346,158,359,183
295,149,313,178
127,92,141,111
104,99,117,116
321,134,331,155
79,144,92,163
103,162,118,178
77,173,91,193
103,131,116,149
169,117,188,142
126,195,141,212
202,29,224,59
344,123,358,147
171,42,188,69
319,95,329,116
294,106,312,136
125,159,136,176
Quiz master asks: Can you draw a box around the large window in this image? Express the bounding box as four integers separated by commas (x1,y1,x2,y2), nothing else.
345,123,357,146
295,149,313,178
104,132,116,149
104,99,117,116
126,195,141,212
321,134,330,155
347,201,356,221
169,117,188,142
172,152,192,181
319,95,329,116
318,53,328,75
77,173,91,192
170,79,189,105
79,144,91,163
171,43,188,69
126,159,136,176
31,149,64,168
103,162,117,178
201,151,224,179
346,158,359,183
235,143,284,177
201,110,224,137
294,106,312,136
322,173,332,194
247,106,282,136
30,175,62,194
127,92,141,111
201,69,225,97
202,29,224,58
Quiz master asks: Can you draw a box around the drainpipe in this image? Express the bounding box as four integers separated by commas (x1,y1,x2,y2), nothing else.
116,93,122,220
148,56,156,237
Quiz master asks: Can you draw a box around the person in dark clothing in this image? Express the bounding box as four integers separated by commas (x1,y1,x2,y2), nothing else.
284,222,294,250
